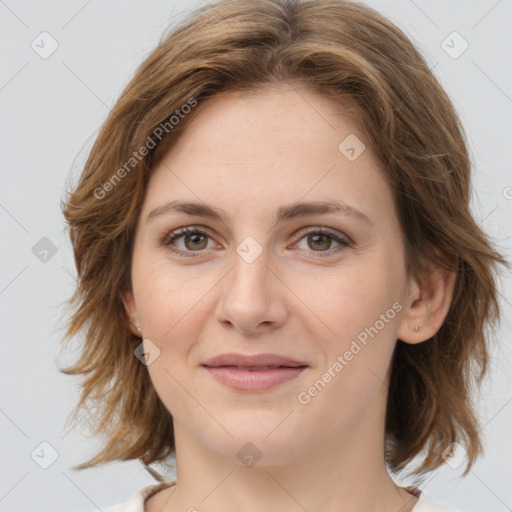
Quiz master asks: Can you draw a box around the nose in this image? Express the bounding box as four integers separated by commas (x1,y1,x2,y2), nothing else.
214,248,288,336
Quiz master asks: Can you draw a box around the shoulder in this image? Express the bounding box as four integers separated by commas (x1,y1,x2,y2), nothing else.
412,491,461,512
102,482,176,512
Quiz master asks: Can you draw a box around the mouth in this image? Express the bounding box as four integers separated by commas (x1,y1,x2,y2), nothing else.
203,364,307,370
201,353,308,391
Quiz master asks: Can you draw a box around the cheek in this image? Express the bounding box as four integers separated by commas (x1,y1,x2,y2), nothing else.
295,268,401,427
133,255,214,337
292,253,404,402
291,257,402,343
132,257,215,399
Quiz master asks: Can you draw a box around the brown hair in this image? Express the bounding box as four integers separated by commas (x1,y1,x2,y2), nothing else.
59,0,506,482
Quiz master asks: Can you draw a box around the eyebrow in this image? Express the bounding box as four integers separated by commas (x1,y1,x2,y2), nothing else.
147,199,372,226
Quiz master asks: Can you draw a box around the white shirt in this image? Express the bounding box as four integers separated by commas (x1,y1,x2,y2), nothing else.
103,483,460,511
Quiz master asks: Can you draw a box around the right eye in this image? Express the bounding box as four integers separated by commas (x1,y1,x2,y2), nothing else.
161,226,217,258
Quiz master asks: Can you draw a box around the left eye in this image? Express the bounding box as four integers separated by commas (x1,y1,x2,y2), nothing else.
295,231,346,252
161,226,352,258
291,228,352,257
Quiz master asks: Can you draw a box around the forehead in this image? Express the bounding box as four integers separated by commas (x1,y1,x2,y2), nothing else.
178,85,366,154
141,85,392,224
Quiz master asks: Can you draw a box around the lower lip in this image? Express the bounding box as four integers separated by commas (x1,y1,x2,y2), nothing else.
203,366,307,391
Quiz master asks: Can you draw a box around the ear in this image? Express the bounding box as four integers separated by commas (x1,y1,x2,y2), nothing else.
121,288,142,337
397,264,456,344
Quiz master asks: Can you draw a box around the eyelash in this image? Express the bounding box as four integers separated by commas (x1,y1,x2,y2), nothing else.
160,225,353,259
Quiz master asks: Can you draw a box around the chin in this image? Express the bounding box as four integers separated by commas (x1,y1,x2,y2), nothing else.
205,414,311,467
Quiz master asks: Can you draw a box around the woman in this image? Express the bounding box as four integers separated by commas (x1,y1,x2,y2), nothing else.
60,0,505,510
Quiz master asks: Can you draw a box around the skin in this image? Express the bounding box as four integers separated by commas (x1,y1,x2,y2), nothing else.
122,83,455,512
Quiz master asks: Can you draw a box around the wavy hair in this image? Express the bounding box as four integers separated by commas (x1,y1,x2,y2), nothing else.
59,0,506,482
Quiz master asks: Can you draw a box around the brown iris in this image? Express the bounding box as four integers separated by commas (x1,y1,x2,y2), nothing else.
184,232,208,251
307,234,332,251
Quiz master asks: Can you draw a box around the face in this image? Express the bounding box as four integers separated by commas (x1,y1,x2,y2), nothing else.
123,84,414,466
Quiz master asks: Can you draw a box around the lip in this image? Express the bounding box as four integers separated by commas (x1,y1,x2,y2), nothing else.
202,352,307,368
202,353,308,391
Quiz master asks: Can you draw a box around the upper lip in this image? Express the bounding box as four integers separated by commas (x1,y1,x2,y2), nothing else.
202,353,308,368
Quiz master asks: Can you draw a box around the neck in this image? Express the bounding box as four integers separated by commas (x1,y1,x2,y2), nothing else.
160,393,418,512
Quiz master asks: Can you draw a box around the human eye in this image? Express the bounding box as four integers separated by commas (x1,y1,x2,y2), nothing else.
159,225,353,260
291,226,353,258
160,225,217,258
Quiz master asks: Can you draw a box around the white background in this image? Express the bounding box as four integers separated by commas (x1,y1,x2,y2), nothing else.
1,0,511,510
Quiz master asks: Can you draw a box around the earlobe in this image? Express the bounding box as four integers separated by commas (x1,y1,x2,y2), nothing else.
121,288,141,337
397,265,456,345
